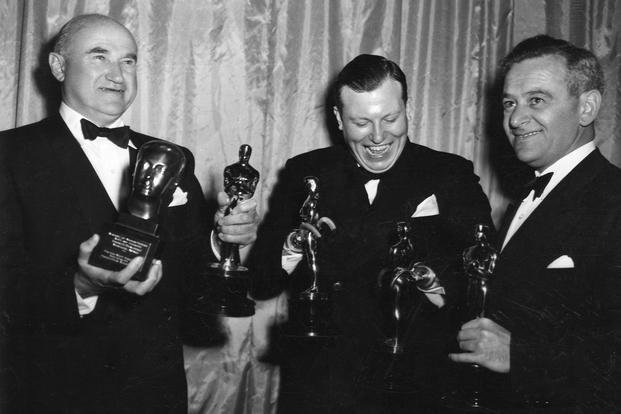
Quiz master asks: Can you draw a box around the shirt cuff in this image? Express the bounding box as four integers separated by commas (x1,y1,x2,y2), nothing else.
210,230,222,261
281,246,303,274
75,290,98,316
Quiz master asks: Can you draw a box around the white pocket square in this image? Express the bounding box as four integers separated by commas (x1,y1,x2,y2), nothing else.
546,255,574,269
168,187,188,207
412,194,439,218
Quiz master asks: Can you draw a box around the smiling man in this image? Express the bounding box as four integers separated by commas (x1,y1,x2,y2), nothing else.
249,54,493,412
450,35,621,411
0,14,258,413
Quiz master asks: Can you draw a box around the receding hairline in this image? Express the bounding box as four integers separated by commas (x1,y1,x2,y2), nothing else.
52,14,136,56
338,77,405,104
500,35,605,97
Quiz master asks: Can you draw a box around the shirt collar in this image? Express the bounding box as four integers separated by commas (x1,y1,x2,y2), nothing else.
537,141,596,178
59,102,128,146
529,141,596,201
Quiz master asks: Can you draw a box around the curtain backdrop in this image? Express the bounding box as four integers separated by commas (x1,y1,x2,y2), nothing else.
3,0,620,225
2,0,620,412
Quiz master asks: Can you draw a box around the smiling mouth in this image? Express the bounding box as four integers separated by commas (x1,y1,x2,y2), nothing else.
513,130,542,139
365,143,392,158
99,87,125,93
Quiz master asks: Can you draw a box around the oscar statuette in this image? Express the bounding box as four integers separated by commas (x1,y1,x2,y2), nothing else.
207,144,259,317
442,223,498,412
284,176,338,338
359,221,444,394
89,140,187,281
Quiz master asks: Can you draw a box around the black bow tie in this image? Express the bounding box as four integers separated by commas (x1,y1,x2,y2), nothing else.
80,118,130,148
522,172,553,200
357,164,388,181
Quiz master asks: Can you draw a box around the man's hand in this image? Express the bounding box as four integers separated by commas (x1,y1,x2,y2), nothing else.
74,234,163,297
214,191,259,247
449,317,511,373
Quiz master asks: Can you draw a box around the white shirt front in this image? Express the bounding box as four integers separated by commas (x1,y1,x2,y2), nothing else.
59,103,134,211
59,103,132,315
501,141,596,250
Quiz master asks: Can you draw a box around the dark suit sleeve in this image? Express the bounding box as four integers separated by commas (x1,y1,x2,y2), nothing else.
437,158,495,247
0,134,81,335
249,157,307,300
433,156,494,308
159,148,226,346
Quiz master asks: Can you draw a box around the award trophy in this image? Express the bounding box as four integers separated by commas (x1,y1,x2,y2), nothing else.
206,144,259,317
463,224,497,320
285,176,338,338
89,140,187,281
359,221,443,393
442,223,498,411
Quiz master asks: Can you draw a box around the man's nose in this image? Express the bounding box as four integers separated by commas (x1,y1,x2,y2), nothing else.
370,123,384,144
508,105,529,129
106,62,124,83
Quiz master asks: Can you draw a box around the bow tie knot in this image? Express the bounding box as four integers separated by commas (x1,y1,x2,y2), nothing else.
523,172,553,200
80,118,130,148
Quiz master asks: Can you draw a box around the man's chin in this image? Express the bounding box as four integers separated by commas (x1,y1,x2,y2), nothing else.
359,159,396,174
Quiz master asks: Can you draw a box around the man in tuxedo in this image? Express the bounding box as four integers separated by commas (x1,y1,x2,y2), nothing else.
450,35,621,410
249,54,493,412
0,14,258,413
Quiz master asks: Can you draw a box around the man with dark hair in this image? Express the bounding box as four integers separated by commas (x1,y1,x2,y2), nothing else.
450,35,621,411
0,14,258,413
250,54,493,412
499,34,605,97
332,55,408,111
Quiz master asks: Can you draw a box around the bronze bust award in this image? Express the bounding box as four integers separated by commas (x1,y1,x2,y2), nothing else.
206,144,259,317
89,140,187,281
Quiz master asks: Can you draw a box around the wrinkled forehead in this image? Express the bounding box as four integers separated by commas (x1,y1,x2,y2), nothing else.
503,55,569,93
340,81,406,118
69,19,137,54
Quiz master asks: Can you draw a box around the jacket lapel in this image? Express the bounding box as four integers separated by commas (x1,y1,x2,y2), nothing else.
496,202,518,250
499,149,606,264
45,115,118,233
373,142,434,218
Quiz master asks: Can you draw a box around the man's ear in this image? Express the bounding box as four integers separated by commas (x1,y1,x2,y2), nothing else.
49,52,66,82
405,100,413,122
578,89,602,127
333,106,343,130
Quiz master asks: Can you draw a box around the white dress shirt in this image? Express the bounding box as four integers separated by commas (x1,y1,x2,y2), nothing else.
501,141,596,250
60,103,132,315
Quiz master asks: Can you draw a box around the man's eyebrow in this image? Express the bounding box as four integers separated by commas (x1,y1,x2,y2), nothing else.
346,115,368,121
85,47,137,61
503,89,553,99
383,110,402,117
87,47,109,54
526,88,552,97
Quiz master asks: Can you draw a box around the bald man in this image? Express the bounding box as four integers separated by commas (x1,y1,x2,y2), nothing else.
0,14,258,413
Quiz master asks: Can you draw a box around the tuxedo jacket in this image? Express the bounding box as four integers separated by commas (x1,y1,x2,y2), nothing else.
249,142,492,411
491,149,621,411
0,115,216,413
